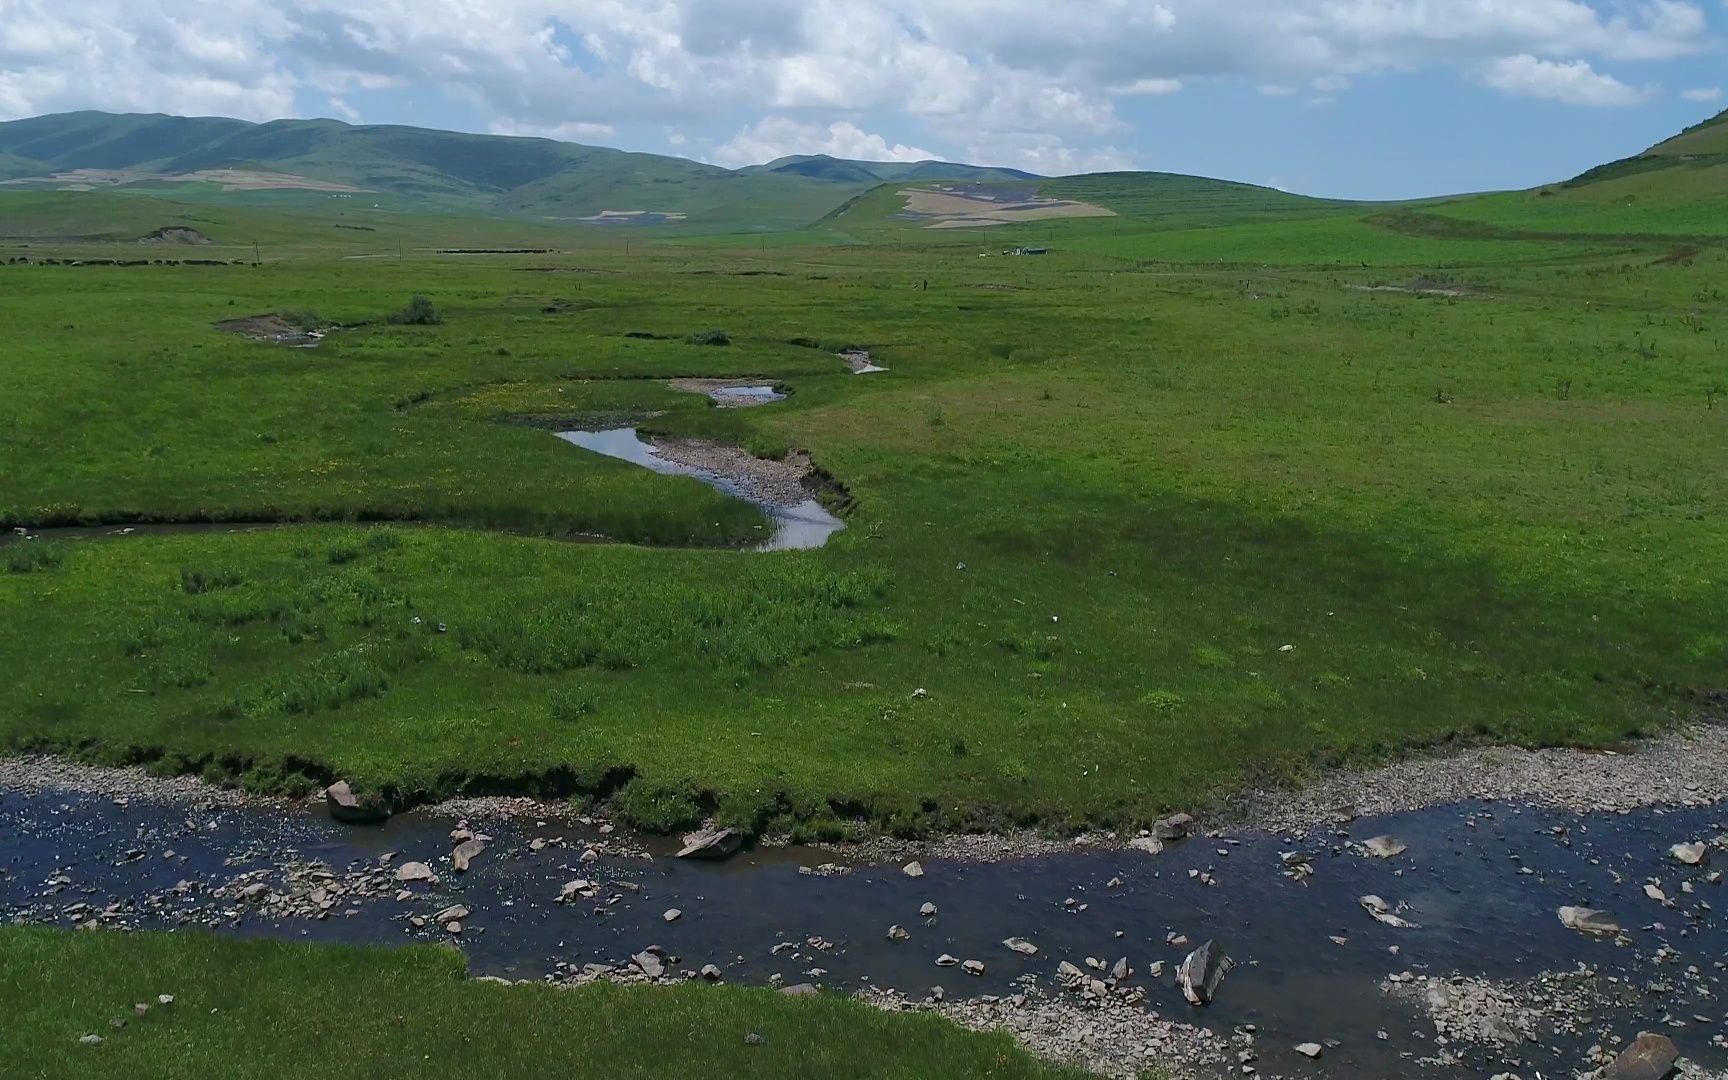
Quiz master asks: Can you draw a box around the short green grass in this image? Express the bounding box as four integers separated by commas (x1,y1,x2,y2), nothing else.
0,927,1080,1080
2,189,1726,838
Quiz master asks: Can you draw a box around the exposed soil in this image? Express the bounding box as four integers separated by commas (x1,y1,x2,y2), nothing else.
138,227,211,245
214,313,324,346
900,186,1114,229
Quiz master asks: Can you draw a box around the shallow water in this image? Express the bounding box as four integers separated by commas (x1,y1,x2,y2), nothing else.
3,787,1723,1077
557,428,844,551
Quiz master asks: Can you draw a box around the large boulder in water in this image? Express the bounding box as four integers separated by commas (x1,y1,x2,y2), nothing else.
324,780,390,824
1599,1032,1679,1080
677,827,742,860
1177,940,1235,1005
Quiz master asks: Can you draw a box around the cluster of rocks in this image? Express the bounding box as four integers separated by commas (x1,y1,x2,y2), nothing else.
1236,725,1728,836
76,993,177,1047
861,985,1230,1080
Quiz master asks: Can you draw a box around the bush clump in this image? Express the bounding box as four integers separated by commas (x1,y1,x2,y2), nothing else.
389,295,441,326
685,329,730,346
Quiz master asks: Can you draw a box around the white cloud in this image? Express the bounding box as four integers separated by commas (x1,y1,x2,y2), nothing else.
0,0,1716,176
1482,54,1650,106
709,118,936,167
325,96,361,123
1681,86,1724,103
490,119,617,142
1112,78,1183,96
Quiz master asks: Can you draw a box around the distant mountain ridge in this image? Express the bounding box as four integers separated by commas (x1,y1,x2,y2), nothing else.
0,111,1040,228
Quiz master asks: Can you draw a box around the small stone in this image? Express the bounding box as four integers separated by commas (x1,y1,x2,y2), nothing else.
632,952,665,979
744,1033,763,1046
1178,940,1234,1005
451,838,486,873
902,861,925,878
920,902,938,918
78,1035,103,1046
1295,1043,1323,1059
324,780,390,824
156,995,174,1006
888,925,910,942
936,953,960,967
962,960,985,976
701,964,722,981
1110,957,1130,981
1002,937,1039,956
394,862,436,884
780,983,818,996
663,908,682,923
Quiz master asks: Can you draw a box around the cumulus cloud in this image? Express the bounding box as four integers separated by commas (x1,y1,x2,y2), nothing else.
0,0,1717,174
709,118,935,167
1482,54,1651,106
1680,86,1724,103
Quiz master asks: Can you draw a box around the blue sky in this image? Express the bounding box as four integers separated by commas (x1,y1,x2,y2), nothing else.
1,0,1724,199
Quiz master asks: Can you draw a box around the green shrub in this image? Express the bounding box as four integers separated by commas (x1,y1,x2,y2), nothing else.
685,329,730,346
1138,689,1184,713
389,295,441,326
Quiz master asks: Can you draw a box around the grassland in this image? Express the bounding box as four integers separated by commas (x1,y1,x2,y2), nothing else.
0,927,1078,1079
2,179,1725,839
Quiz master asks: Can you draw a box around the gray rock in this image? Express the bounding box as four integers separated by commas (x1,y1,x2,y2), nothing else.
1110,957,1130,981
433,904,470,923
451,838,486,872
1358,894,1418,929
1002,937,1039,956
663,908,682,923
1295,1043,1323,1059
1559,906,1621,936
902,860,925,878
887,925,910,942
744,1033,763,1046
78,1034,103,1046
1671,842,1708,866
1177,940,1235,1005
1154,812,1194,841
780,983,818,996
1599,1031,1679,1080
962,960,985,976
920,902,938,918
1129,837,1165,855
324,780,390,824
1361,836,1408,859
394,862,436,884
701,964,722,981
935,954,960,967
632,952,665,979
676,827,742,861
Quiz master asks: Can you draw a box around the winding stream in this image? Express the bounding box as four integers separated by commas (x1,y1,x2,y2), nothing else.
557,428,844,551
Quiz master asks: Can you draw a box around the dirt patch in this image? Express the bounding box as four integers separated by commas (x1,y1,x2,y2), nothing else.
840,349,887,374
648,438,818,506
214,313,327,347
138,227,211,245
899,185,1114,229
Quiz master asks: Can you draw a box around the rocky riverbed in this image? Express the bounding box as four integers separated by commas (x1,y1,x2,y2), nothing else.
6,742,1728,1079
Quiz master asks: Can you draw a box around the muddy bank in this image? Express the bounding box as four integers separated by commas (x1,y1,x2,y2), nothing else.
841,349,887,374
214,313,328,347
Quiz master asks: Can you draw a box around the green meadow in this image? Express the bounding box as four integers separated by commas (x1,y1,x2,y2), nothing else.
3,166,1725,838
0,927,1080,1080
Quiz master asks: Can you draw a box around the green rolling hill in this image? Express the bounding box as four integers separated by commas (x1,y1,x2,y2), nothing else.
0,112,1048,231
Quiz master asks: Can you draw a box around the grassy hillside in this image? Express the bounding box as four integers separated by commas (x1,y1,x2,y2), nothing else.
748,155,1040,184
